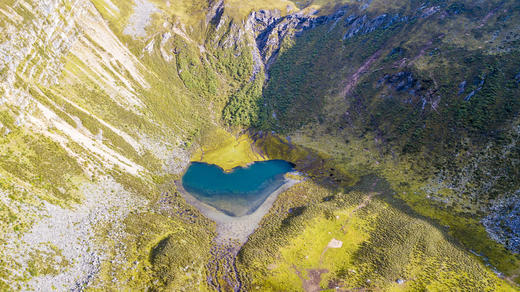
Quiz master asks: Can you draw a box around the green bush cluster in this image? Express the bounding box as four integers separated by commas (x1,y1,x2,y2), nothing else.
222,77,264,127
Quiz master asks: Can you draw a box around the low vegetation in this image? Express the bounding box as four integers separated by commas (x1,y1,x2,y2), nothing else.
192,130,266,171
238,176,516,290
1,0,519,290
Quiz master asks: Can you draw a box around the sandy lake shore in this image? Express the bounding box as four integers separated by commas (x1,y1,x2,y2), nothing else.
176,176,300,244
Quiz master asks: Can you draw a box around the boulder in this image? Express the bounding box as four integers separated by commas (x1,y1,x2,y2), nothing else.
327,238,343,248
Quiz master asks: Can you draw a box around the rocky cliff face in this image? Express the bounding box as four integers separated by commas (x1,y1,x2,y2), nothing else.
250,9,315,73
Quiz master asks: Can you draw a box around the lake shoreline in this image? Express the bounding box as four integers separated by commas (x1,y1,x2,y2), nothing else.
181,160,294,217
176,176,300,244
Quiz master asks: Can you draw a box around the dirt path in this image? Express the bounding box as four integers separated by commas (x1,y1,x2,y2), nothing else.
340,49,383,97
292,190,379,291
293,265,329,292
477,3,503,29
340,192,377,234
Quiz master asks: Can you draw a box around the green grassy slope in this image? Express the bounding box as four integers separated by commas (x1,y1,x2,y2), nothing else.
238,177,515,290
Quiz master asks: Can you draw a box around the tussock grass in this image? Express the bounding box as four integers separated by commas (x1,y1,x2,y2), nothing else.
239,176,517,291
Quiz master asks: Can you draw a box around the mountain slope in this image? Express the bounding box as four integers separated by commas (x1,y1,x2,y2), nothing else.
244,0,520,289
0,0,519,290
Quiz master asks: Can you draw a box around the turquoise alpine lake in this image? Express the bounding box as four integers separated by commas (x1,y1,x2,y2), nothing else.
181,160,294,217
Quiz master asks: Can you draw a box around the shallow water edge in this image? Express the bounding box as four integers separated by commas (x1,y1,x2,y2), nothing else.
181,160,294,216
176,177,300,244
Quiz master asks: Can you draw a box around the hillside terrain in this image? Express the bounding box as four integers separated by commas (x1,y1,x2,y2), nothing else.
0,0,519,290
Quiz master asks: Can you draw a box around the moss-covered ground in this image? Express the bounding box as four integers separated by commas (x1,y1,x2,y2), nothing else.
192,130,266,171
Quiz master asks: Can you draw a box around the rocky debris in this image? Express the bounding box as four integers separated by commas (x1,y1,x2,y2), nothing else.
157,188,199,224
343,13,408,40
464,90,476,101
123,0,159,38
424,121,520,220
159,32,173,62
137,133,190,174
144,38,155,53
1,177,148,291
482,190,520,253
384,71,420,93
379,71,443,111
0,0,84,88
464,75,486,101
382,72,422,99
420,5,440,18
327,238,343,248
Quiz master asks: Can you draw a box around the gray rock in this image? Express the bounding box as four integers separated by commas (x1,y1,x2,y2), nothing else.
458,80,466,95
123,0,159,38
464,90,476,101
482,191,520,254
343,12,407,40
250,8,319,72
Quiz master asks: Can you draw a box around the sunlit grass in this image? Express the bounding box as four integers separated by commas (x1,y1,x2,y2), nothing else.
192,130,266,171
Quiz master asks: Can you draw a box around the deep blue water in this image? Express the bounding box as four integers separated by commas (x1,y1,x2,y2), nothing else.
182,160,294,217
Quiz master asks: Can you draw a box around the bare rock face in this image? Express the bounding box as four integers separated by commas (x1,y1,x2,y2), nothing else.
245,6,410,76
123,0,159,38
483,191,520,253
248,9,322,73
